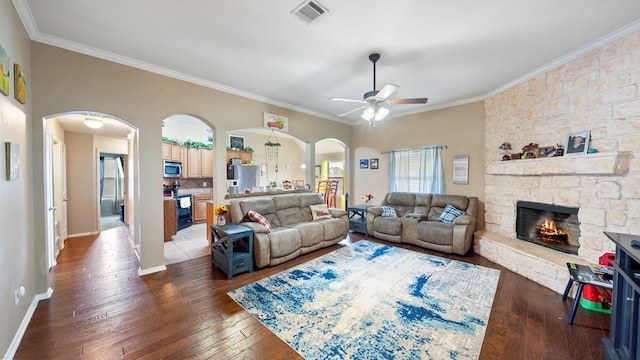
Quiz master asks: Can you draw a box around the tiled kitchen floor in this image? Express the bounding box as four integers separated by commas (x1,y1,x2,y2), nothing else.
163,223,210,265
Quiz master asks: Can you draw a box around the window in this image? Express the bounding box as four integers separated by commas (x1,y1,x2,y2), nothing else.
388,147,444,193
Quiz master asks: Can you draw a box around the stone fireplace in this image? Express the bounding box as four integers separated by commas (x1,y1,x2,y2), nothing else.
475,29,640,294
515,201,580,255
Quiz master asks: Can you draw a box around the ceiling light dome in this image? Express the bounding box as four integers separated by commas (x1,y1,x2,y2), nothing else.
84,118,104,129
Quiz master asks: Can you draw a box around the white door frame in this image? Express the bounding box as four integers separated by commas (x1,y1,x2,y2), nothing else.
45,130,56,269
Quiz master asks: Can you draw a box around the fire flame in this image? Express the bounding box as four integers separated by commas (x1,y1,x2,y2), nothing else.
537,219,570,245
539,219,566,235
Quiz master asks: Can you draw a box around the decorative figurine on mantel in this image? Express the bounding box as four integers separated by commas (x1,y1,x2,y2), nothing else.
555,143,565,156
521,143,538,159
498,142,511,161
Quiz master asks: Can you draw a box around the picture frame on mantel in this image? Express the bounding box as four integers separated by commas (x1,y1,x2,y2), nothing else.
565,131,590,155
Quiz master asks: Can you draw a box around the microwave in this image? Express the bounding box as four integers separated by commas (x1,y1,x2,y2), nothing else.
163,160,182,178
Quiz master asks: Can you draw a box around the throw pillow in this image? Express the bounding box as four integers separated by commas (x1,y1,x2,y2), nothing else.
439,204,464,224
381,206,397,217
248,210,271,232
309,204,332,220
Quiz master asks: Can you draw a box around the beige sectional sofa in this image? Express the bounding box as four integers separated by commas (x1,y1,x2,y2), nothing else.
366,192,478,255
228,193,349,268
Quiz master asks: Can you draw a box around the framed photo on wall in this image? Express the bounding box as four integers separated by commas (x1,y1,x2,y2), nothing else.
228,135,245,150
565,131,590,155
452,155,469,184
359,159,368,169
370,158,379,169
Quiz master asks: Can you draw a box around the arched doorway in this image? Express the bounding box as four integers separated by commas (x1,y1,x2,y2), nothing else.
161,114,216,265
44,112,137,268
314,138,347,209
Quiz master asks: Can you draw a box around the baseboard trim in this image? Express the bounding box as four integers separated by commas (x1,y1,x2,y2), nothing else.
3,287,53,359
138,265,166,276
67,231,99,238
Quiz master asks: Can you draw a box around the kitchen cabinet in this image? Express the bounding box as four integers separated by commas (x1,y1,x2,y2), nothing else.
192,194,212,224
162,142,185,163
163,198,177,241
162,142,171,160
186,148,201,178
201,149,213,177
226,150,253,164
184,148,213,179
171,144,183,161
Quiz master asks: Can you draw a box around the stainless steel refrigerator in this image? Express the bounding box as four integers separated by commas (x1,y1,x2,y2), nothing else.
230,165,260,192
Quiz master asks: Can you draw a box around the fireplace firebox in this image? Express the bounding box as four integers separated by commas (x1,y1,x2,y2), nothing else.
515,201,580,255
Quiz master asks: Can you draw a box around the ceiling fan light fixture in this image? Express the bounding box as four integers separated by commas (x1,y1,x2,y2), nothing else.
361,107,375,121
374,106,389,121
84,118,104,129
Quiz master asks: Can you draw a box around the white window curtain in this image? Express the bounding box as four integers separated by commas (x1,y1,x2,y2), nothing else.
388,147,444,193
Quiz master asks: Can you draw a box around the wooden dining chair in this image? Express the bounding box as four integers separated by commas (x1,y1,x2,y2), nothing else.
326,180,339,208
315,180,329,201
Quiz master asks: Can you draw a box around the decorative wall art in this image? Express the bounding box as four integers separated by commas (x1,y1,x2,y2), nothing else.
359,159,368,169
565,131,590,155
370,158,379,169
452,155,469,184
228,135,245,150
5,142,20,180
264,112,288,132
14,63,26,104
0,44,9,96
206,128,213,144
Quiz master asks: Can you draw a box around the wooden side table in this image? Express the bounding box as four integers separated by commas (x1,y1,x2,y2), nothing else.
347,204,369,235
211,223,253,279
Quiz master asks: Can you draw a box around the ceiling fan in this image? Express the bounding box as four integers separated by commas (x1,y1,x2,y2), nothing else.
330,53,428,123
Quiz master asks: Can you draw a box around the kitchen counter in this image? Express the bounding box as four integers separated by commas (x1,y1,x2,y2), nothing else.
225,188,311,200
176,188,213,196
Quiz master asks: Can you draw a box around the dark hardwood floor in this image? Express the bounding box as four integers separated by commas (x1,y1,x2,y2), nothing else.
15,226,610,359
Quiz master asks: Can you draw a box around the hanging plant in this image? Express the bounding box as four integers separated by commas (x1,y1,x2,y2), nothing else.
264,141,281,147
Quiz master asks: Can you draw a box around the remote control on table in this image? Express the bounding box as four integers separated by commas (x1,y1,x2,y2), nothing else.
631,239,640,248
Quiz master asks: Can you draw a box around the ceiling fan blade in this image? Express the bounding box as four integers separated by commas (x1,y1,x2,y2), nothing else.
330,97,364,103
374,84,399,101
389,97,429,105
337,106,366,117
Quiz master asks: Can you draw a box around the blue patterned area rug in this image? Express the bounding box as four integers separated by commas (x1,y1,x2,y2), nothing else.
228,240,500,360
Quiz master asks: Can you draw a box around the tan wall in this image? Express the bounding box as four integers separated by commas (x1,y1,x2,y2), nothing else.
484,30,640,261
0,1,33,356
65,132,96,234
351,102,486,226
30,42,352,274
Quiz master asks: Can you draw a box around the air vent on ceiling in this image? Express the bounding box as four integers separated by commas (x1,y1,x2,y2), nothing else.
291,0,328,24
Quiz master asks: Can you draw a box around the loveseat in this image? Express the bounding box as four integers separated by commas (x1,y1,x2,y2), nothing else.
228,193,349,268
366,192,478,255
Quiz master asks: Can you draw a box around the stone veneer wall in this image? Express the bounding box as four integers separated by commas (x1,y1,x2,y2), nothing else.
477,30,640,293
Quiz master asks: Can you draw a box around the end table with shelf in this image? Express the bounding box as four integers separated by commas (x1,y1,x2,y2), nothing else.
211,223,254,279
347,204,370,235
601,231,640,360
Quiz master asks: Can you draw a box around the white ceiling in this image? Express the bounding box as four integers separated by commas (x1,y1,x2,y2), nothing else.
15,0,640,126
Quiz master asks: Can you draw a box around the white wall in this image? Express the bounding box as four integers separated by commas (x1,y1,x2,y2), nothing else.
162,114,212,144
